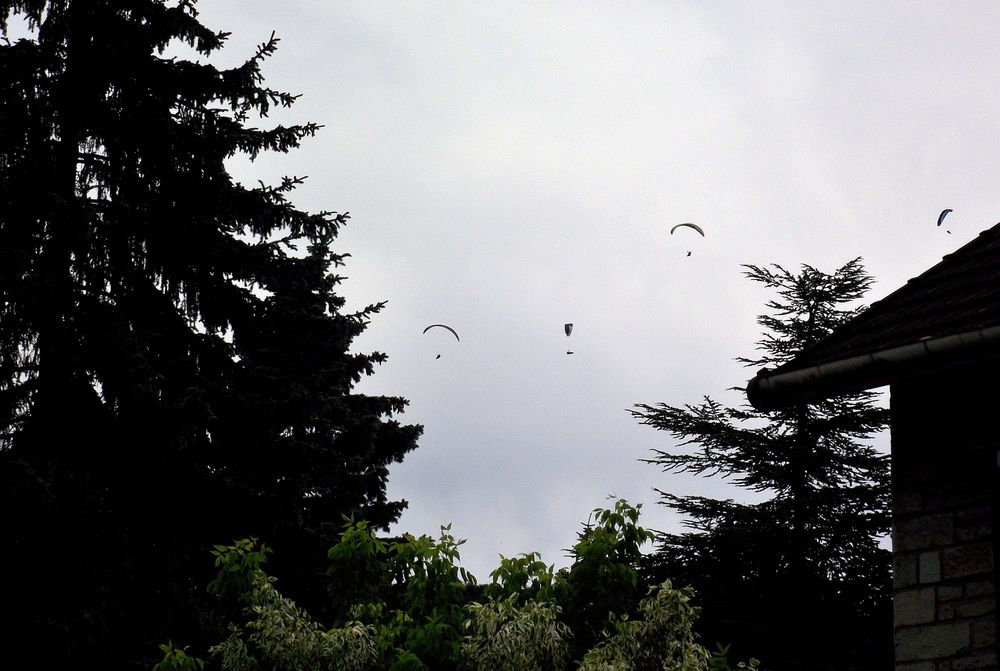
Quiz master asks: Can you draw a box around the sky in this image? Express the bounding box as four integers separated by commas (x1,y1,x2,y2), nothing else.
167,0,1000,579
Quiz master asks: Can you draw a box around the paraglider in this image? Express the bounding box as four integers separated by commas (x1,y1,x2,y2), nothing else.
564,323,574,354
670,223,705,237
423,323,459,359
671,223,705,256
937,209,953,234
422,324,460,341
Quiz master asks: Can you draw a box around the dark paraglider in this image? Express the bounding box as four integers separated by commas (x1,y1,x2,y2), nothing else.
424,324,460,359
423,324,461,341
937,208,953,234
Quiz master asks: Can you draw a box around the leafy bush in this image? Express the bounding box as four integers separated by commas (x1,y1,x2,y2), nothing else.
205,540,377,671
578,581,708,671
157,500,762,671
462,596,571,671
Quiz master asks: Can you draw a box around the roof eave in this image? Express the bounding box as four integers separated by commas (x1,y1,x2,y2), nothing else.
746,324,1000,410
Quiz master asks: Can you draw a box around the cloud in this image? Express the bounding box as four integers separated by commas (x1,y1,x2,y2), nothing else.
193,1,993,577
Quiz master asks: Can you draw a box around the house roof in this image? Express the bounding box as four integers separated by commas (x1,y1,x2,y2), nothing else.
747,222,1000,409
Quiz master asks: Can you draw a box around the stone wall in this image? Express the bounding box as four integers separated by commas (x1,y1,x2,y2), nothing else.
891,375,998,671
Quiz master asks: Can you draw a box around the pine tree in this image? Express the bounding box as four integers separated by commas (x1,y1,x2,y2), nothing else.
631,260,891,671
0,2,419,666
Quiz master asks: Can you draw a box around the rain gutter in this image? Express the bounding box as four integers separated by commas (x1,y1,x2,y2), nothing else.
746,324,1000,411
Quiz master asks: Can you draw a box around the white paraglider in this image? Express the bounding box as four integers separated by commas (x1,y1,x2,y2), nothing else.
670,223,705,236
670,223,705,256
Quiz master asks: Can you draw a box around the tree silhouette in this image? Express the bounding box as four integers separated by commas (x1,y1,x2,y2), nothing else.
0,2,419,666
632,260,891,671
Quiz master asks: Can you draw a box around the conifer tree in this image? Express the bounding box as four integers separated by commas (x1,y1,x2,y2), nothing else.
631,260,891,671
0,2,419,666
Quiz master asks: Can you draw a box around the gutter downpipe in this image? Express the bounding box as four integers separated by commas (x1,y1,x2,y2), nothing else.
746,324,1000,411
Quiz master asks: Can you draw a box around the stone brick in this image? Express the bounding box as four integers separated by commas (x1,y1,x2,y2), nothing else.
895,513,955,552
895,662,935,671
896,587,937,626
938,584,964,601
971,616,995,650
946,489,992,508
965,579,995,598
956,522,992,543
896,622,971,662
950,651,998,670
954,505,991,524
895,553,919,589
939,601,957,621
956,597,995,618
920,551,942,583
954,505,993,543
942,543,993,579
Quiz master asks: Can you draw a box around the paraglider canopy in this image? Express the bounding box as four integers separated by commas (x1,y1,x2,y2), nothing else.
937,209,953,227
564,323,573,337
423,324,460,341
670,223,705,237
671,223,705,256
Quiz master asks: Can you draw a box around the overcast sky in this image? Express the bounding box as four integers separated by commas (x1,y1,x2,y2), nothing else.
180,1,1000,579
